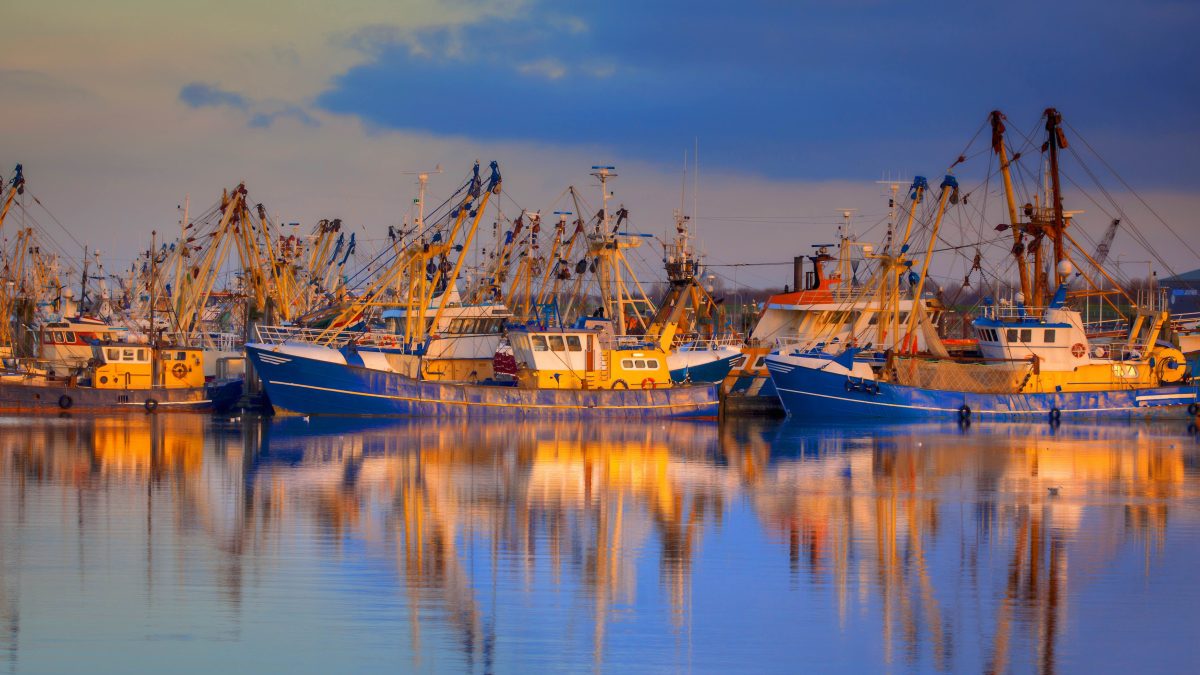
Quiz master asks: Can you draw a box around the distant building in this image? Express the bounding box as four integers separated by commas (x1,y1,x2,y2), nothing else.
1161,268,1200,314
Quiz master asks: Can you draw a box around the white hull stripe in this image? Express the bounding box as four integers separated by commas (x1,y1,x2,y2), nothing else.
270,380,714,411
775,387,1193,415
1134,393,1197,402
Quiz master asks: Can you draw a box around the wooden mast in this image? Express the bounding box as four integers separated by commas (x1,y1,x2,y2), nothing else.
990,110,1033,302
1044,108,1069,288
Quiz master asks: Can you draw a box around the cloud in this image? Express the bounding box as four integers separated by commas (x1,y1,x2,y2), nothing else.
314,0,1200,185
517,58,567,80
179,82,249,110
178,83,318,129
249,106,321,129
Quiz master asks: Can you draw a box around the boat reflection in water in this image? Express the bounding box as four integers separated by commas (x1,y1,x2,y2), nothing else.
1,416,1198,672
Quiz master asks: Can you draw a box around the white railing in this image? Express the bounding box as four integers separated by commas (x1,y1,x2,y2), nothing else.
673,335,745,352
1172,311,1200,331
254,325,356,347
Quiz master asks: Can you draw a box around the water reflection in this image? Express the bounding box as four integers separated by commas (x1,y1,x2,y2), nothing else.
1,415,1198,672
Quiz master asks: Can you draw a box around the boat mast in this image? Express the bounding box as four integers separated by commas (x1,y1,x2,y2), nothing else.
902,175,956,353
990,111,1032,302
1044,108,1069,288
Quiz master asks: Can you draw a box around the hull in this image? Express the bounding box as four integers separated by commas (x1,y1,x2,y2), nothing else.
0,378,243,413
668,349,742,384
767,358,1199,420
719,345,783,416
247,344,718,418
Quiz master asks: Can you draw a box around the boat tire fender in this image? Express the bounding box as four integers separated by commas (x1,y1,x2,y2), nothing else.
1189,402,1198,417
958,404,971,420
1049,407,1062,421
611,379,629,390
58,394,73,410
144,398,159,413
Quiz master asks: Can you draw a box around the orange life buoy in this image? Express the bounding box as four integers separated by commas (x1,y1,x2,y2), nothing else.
1070,343,1086,358
640,377,655,390
171,362,188,379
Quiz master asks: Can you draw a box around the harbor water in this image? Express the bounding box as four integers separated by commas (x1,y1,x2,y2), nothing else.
2,414,1199,673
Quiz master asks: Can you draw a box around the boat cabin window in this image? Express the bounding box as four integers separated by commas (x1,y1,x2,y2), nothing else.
548,336,566,352
566,336,582,352
531,335,548,352
1044,329,1056,343
1021,329,1032,342
106,348,119,361
753,355,766,369
123,348,135,360
647,359,659,369
174,351,188,360
52,332,63,344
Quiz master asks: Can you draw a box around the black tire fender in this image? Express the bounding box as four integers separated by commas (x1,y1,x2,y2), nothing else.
144,398,159,412
58,394,73,410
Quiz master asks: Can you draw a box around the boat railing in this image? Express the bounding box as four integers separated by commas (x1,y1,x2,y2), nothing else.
1082,318,1130,336
774,335,849,353
170,331,243,351
254,325,356,347
1171,310,1200,331
980,304,1046,320
673,335,745,351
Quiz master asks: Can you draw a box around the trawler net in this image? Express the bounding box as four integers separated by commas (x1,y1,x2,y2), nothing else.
889,358,1032,394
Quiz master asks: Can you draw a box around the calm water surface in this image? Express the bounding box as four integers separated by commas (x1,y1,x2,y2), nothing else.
1,414,1199,673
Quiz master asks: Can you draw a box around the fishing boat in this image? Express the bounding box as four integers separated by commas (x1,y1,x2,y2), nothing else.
723,225,942,414
767,109,1199,421
0,341,242,412
245,311,717,418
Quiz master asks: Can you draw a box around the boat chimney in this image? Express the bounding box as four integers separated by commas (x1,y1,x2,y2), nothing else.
793,255,804,292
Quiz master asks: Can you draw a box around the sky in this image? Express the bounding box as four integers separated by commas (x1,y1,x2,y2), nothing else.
2,0,1199,290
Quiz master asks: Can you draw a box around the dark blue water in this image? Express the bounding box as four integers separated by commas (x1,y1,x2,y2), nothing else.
2,414,1199,673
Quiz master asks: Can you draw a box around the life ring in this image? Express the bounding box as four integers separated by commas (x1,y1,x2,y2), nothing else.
171,362,189,379
1070,343,1086,358
144,398,159,412
58,394,73,410
611,379,629,390
640,377,655,390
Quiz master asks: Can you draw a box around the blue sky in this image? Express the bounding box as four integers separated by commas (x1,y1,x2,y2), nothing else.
312,0,1200,183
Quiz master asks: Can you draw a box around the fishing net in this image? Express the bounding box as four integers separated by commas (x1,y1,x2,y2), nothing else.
889,358,1032,394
